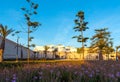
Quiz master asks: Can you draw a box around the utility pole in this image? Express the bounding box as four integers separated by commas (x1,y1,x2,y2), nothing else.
16,37,19,62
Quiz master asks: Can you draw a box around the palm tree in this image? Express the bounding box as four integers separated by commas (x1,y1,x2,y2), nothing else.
53,48,58,59
44,46,49,59
0,24,14,62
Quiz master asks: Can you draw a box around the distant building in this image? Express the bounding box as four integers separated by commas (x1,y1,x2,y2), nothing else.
34,45,116,60
0,36,116,60
65,46,77,53
34,44,78,59
0,37,34,59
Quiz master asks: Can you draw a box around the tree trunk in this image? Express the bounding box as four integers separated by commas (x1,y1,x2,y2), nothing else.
108,54,109,60
99,50,103,60
0,49,3,62
44,52,47,59
116,48,118,61
52,51,55,59
21,46,23,59
0,38,5,62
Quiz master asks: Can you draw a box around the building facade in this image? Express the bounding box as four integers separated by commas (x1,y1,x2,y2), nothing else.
0,37,34,59
0,36,116,60
34,45,116,60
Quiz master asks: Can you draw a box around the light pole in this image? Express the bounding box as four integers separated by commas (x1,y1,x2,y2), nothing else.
12,31,21,62
16,37,19,62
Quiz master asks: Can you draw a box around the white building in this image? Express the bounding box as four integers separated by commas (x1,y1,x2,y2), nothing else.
33,45,117,60
34,44,78,59
34,46,45,52
33,46,45,58
0,37,34,59
0,36,116,60
65,46,77,52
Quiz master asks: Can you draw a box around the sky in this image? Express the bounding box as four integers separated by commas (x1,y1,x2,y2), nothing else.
0,0,120,49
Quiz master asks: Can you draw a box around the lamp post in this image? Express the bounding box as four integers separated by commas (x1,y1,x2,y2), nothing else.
16,37,19,62
12,31,21,62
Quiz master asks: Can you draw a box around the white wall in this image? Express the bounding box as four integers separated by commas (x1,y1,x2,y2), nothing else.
0,37,34,59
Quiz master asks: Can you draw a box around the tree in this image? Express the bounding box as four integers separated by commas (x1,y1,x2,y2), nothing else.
20,44,23,60
73,11,89,59
104,40,114,60
21,0,40,63
44,46,49,59
116,46,120,60
0,24,14,62
90,28,113,60
53,48,58,59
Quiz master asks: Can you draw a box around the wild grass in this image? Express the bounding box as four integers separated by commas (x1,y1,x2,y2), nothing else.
0,60,120,82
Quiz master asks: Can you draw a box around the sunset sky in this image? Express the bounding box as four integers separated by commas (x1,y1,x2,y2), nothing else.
0,0,120,48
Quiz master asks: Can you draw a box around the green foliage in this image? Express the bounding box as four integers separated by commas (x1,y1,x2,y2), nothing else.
21,0,40,27
21,0,40,46
73,11,89,45
0,24,14,62
73,11,89,59
0,62,23,68
27,21,40,28
31,44,35,47
0,24,14,38
116,46,120,50
90,28,113,50
0,61,120,82
90,28,114,60
29,36,34,41
21,0,40,62
12,31,21,37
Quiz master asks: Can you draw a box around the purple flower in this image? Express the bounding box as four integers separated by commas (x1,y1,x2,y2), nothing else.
12,74,17,80
11,74,17,82
108,73,115,78
116,72,120,77
11,79,16,82
89,73,93,78
46,64,51,67
33,76,38,80
57,71,60,76
79,72,83,76
39,76,42,79
84,70,89,74
50,70,53,73
5,78,9,81
38,71,43,75
74,71,78,75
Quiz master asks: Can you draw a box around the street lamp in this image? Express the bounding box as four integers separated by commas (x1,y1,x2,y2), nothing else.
16,37,19,62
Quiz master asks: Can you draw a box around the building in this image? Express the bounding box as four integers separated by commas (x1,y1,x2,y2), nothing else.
0,37,34,59
34,44,78,59
34,45,116,60
0,36,116,60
